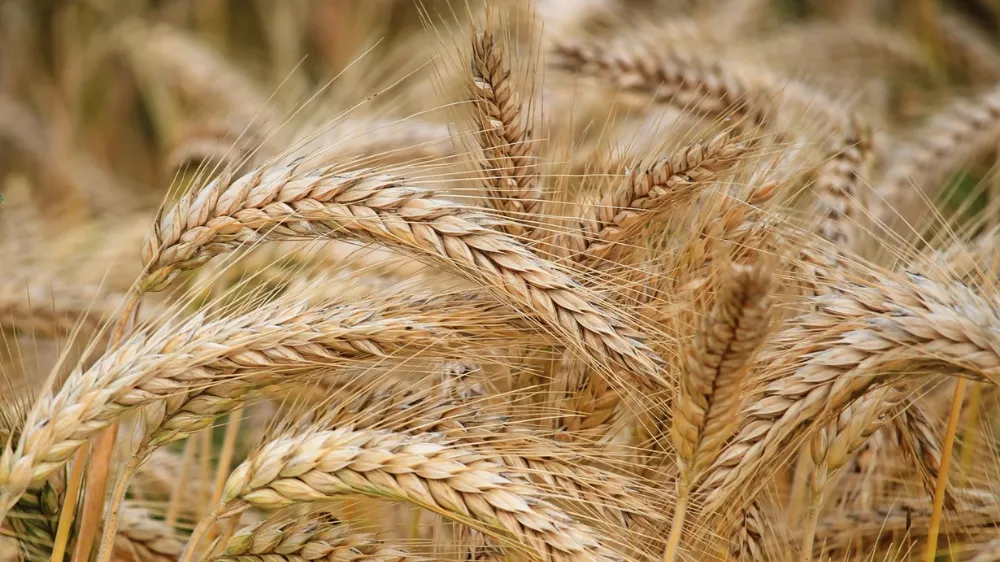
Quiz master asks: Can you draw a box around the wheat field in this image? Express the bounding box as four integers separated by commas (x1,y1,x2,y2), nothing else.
4,0,1000,561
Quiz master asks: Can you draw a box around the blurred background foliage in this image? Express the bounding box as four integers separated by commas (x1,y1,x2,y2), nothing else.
3,0,1000,221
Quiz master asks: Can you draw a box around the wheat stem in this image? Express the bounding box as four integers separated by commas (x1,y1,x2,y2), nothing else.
179,506,224,562
799,494,822,562
47,454,84,562
165,437,197,528
661,487,688,562
94,454,141,562
924,377,966,562
58,291,141,562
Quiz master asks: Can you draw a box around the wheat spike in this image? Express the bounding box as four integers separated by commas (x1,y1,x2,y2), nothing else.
877,83,1000,230
111,507,183,562
939,12,1000,84
699,271,1000,514
672,262,771,482
140,164,660,382
217,512,415,562
811,116,872,250
470,28,541,238
563,133,746,268
0,294,527,518
216,427,619,562
0,280,125,340
891,397,955,508
6,477,63,562
552,39,765,129
728,501,764,561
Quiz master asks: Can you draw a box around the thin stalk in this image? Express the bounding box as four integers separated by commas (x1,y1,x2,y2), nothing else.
959,382,982,477
203,410,243,545
210,410,242,507
662,484,689,562
177,507,222,562
94,455,141,562
63,292,141,562
924,377,966,562
48,451,85,562
199,428,212,518
799,492,823,562
409,508,422,541
165,437,198,527
786,448,811,524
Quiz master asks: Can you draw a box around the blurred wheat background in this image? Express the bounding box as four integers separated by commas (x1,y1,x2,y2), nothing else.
5,0,1000,561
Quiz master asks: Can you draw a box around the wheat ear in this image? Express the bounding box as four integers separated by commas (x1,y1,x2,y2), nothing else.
0,294,525,518
111,507,183,562
663,262,771,562
304,384,658,529
939,12,1000,84
877,84,1000,230
217,512,415,562
799,390,892,561
891,397,954,508
470,28,542,238
699,271,1000,515
551,39,765,130
140,164,660,382
118,22,270,124
728,501,764,561
210,427,619,562
6,477,64,562
812,495,1000,556
811,115,872,250
563,133,746,268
